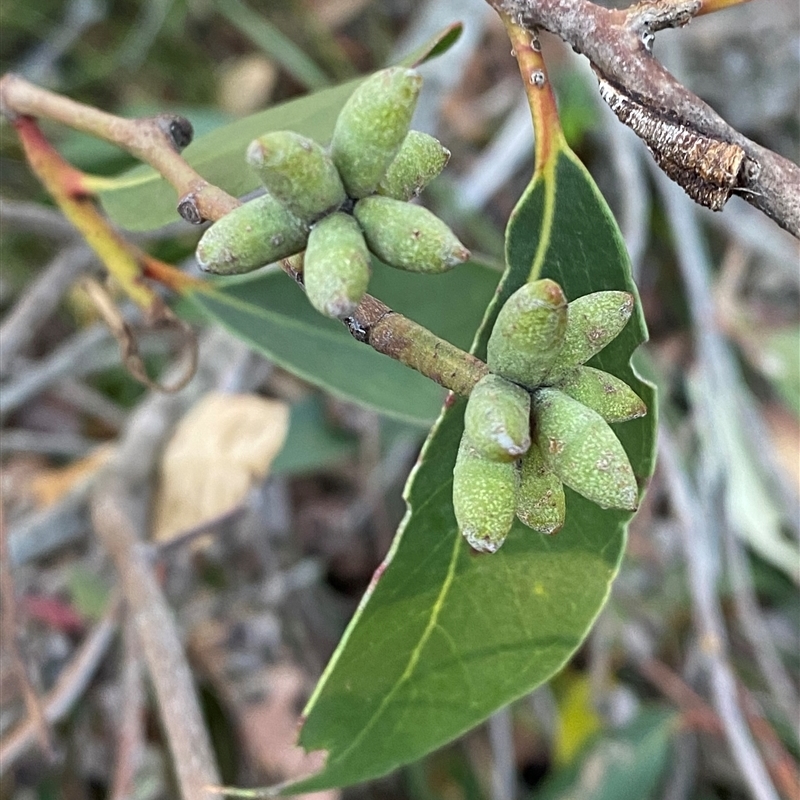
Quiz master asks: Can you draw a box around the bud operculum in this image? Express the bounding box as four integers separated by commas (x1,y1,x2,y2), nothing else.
195,193,309,275
303,212,371,319
486,279,568,387
354,195,470,273
532,387,638,511
545,291,634,381
554,366,646,423
246,131,346,222
331,67,422,199
516,440,566,534
453,435,519,554
377,131,451,201
463,374,531,462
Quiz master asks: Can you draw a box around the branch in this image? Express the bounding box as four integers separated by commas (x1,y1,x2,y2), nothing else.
0,74,491,400
0,74,239,224
92,481,221,800
0,594,121,771
0,510,54,760
491,0,800,237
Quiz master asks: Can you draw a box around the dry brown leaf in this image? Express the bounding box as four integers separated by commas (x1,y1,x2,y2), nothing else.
152,392,289,544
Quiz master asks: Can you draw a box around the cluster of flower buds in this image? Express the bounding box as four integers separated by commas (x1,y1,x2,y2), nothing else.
453,279,646,554
195,67,469,319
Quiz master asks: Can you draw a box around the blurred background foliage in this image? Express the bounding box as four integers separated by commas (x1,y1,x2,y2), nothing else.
0,1,798,799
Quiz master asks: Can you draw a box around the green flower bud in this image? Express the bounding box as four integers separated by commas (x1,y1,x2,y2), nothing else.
516,441,566,535
547,291,634,380
554,366,647,423
303,212,371,319
195,193,308,275
533,387,638,511
331,67,422,198
486,279,568,387
464,374,531,462
453,434,518,554
354,196,469,273
246,131,346,222
377,130,450,201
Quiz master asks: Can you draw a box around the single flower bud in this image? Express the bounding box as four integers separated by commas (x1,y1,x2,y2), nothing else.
354,196,469,273
303,212,371,319
546,291,634,380
464,374,531,462
377,130,451,200
554,366,646,423
532,387,638,511
246,131,346,222
453,434,519,554
331,67,422,198
195,193,308,275
486,279,568,387
516,440,566,534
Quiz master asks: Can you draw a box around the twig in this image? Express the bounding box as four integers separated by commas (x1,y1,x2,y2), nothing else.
0,243,97,376
155,504,249,556
7,483,93,567
0,197,79,238
56,378,129,431
92,482,221,800
87,329,256,800
1,429,98,457
108,618,145,800
722,520,800,733
1,78,491,400
738,687,800,800
0,74,239,224
658,426,780,800
0,321,173,418
0,325,111,416
0,509,54,759
488,0,800,236
80,276,197,393
635,655,800,800
341,293,489,397
0,593,121,771
488,706,517,800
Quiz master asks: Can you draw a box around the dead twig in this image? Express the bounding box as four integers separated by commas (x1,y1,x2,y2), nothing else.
635,656,800,800
0,593,121,771
488,0,800,235
108,619,145,800
0,243,97,376
0,509,54,760
92,483,221,800
658,426,781,800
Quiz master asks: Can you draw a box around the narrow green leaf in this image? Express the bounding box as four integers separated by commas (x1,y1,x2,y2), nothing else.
182,259,499,427
400,23,463,67
97,24,463,231
532,709,676,800
212,0,332,90
281,148,657,792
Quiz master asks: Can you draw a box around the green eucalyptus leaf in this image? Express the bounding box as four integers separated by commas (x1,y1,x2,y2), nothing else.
182,258,499,428
97,24,463,231
278,146,657,793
